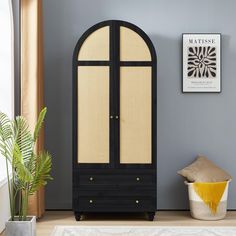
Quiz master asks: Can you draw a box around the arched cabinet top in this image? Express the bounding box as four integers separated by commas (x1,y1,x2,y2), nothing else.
78,26,110,60
73,20,157,63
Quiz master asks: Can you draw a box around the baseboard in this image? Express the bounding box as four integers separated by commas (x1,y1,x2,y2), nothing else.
45,208,236,211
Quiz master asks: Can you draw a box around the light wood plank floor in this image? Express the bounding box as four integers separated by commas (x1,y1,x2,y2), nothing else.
1,211,236,236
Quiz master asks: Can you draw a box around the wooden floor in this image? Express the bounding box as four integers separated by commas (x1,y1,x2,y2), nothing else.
1,211,236,236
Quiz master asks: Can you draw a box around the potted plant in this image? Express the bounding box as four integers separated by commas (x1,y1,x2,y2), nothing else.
0,107,52,236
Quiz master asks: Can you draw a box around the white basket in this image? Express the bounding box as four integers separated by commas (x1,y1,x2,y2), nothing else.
185,180,231,220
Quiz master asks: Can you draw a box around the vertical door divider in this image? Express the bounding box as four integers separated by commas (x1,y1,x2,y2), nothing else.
109,22,115,167
110,21,120,167
113,22,120,167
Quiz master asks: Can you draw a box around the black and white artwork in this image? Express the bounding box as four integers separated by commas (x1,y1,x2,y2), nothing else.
183,34,221,92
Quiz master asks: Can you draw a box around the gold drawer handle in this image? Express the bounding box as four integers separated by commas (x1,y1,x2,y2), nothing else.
136,177,140,181
136,200,139,204
89,177,94,181
89,200,93,204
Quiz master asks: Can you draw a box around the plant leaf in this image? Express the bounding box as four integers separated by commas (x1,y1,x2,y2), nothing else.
14,116,33,163
33,107,47,142
0,112,14,161
29,151,52,194
13,143,33,184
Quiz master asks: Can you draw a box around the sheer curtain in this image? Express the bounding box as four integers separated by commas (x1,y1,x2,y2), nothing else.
0,0,14,232
0,0,14,182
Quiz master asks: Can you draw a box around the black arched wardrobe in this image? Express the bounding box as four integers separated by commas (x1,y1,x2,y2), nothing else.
73,20,157,221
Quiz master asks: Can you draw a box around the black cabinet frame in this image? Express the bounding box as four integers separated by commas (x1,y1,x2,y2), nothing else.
73,20,157,220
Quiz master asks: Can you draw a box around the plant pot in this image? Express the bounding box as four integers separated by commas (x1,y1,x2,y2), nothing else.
5,216,36,236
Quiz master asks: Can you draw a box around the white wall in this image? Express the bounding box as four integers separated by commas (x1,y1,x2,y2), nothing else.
0,180,10,233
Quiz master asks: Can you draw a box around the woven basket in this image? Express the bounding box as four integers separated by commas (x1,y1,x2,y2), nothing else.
185,180,231,220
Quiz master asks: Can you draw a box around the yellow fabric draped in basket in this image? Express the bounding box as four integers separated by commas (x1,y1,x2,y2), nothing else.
193,182,227,214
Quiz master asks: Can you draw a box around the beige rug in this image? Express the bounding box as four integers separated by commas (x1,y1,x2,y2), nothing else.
51,226,236,236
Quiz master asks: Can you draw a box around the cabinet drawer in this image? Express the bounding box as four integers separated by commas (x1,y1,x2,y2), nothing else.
77,185,156,197
78,174,155,185
76,196,156,212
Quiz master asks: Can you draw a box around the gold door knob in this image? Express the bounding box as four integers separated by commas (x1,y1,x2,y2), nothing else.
136,200,139,204
89,200,93,203
89,177,93,181
115,116,119,119
110,115,113,119
136,177,140,181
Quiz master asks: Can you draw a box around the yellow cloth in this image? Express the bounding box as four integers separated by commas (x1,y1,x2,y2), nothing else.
193,182,227,214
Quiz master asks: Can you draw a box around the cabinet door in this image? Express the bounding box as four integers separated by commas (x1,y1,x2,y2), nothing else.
120,67,152,164
76,25,111,165
77,66,110,163
119,24,154,165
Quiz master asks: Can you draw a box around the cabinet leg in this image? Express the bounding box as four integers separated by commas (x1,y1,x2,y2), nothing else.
147,212,155,221
74,212,82,221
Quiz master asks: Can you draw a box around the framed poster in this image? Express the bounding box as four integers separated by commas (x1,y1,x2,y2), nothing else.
182,33,221,93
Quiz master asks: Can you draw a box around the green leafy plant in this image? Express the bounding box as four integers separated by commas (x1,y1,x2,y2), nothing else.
0,107,52,221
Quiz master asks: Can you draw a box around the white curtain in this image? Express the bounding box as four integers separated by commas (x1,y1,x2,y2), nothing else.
0,0,14,232
0,0,14,182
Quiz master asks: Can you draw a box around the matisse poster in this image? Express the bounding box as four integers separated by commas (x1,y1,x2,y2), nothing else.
182,34,221,92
